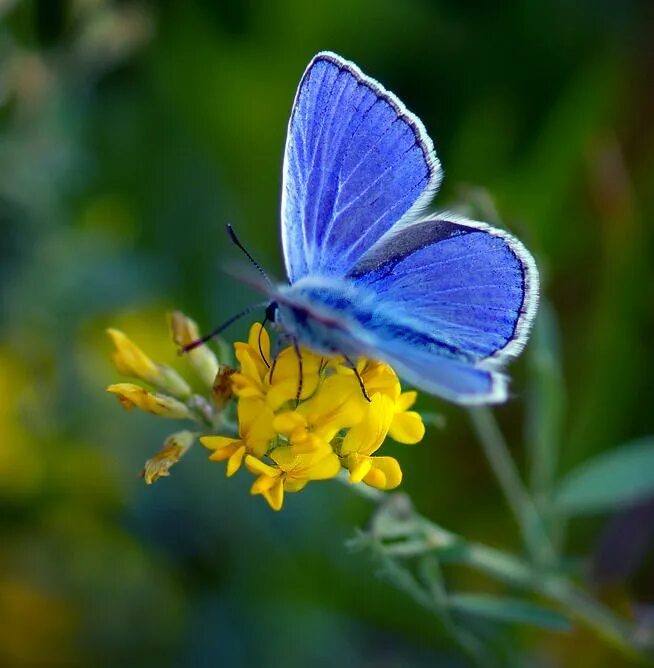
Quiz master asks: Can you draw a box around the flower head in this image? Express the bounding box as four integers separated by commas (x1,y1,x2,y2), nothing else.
106,316,426,508
201,323,426,509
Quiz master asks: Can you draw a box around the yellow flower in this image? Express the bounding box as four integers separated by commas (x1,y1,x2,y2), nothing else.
169,311,220,387
244,447,340,511
142,430,196,484
200,398,276,476
231,323,321,409
345,359,425,445
341,392,394,457
106,316,426,502
106,383,191,419
340,392,403,490
388,390,425,444
107,328,191,398
272,374,365,454
345,454,403,490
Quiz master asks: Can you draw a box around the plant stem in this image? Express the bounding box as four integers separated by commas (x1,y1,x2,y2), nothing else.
468,407,557,566
341,478,645,661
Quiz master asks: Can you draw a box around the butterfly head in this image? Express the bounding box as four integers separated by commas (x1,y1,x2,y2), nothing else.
265,301,278,324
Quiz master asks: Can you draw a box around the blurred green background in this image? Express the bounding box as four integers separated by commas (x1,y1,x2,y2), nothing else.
1,0,653,665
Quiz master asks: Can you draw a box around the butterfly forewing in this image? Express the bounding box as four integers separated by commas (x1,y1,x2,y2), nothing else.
281,51,442,283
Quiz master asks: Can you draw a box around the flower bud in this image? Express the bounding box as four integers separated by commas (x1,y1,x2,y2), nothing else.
107,383,191,419
107,328,191,398
169,311,219,387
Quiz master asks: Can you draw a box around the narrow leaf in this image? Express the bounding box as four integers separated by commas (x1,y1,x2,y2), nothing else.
556,437,654,515
448,593,571,631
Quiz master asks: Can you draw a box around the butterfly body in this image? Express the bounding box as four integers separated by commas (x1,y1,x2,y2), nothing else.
269,51,538,405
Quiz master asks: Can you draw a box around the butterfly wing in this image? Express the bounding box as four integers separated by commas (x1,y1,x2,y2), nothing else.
348,215,539,364
281,51,442,283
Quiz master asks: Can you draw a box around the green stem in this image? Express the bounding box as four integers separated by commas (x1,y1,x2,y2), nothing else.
342,479,645,661
468,407,557,566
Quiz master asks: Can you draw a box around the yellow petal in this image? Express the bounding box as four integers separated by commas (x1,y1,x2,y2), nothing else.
262,478,284,511
266,346,320,408
284,478,309,493
240,400,276,456
251,473,278,494
244,454,278,478
300,451,341,480
340,392,394,456
346,454,373,483
247,323,271,366
107,328,159,383
235,345,266,387
389,411,425,444
396,391,417,412
269,446,299,472
363,456,403,490
226,445,246,477
208,447,238,462
200,435,237,451
298,374,365,442
291,433,328,455
361,361,401,401
272,411,307,435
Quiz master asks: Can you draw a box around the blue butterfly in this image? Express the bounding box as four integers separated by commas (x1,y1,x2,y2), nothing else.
243,52,538,405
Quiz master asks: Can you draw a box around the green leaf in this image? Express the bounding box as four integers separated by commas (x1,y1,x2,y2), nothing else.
448,593,571,631
555,437,654,515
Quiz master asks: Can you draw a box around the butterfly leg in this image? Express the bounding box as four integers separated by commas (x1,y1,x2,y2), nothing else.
343,355,371,403
293,338,303,405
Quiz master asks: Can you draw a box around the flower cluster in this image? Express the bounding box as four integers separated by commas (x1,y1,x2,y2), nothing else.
106,313,425,510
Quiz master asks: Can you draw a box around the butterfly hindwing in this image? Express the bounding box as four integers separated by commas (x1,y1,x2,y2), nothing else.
348,215,539,363
281,51,442,283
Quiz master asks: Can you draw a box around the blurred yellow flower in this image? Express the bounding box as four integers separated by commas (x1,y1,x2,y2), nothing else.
107,383,191,419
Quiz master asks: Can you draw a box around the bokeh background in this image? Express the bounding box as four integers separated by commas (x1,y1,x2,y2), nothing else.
1,1,653,666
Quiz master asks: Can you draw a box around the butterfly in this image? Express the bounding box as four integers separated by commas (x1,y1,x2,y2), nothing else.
218,52,539,405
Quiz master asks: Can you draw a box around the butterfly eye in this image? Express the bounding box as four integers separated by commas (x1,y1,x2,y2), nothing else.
265,301,279,323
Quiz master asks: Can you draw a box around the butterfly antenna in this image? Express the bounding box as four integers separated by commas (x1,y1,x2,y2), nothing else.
180,304,260,353
226,224,272,286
